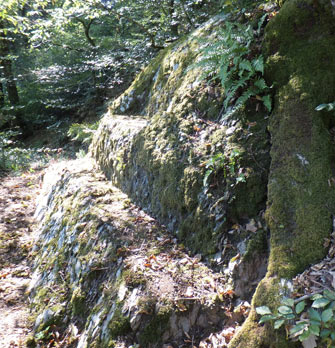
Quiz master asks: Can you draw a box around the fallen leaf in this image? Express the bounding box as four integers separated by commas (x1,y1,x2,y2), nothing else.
302,334,317,348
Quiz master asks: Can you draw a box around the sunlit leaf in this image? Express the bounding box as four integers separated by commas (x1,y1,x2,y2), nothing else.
256,306,272,316
278,305,293,315
312,297,330,308
259,314,276,323
290,323,307,336
282,298,294,307
299,329,311,342
274,319,285,329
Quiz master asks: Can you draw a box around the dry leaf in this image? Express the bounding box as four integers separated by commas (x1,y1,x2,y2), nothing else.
302,334,317,348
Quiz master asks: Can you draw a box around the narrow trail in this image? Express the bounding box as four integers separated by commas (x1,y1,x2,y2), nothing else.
0,169,43,347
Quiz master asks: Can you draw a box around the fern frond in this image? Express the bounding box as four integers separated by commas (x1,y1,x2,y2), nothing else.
254,77,267,90
236,89,256,106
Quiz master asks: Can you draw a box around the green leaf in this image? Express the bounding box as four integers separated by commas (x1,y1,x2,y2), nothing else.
257,14,268,35
327,103,335,111
324,290,335,301
331,332,335,340
321,308,333,323
239,59,253,72
311,293,323,300
289,323,307,336
256,306,272,316
295,301,306,314
299,328,311,342
278,306,293,315
262,95,272,112
312,297,330,308
308,308,321,321
315,102,335,111
309,325,320,336
310,319,321,326
254,78,267,90
274,319,285,329
259,314,276,323
252,56,264,74
203,169,212,187
315,103,328,111
282,298,295,307
236,174,246,183
283,313,295,320
320,329,331,338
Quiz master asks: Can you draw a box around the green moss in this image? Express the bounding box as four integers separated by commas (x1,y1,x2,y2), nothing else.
122,269,147,288
243,229,268,262
91,17,271,260
108,306,131,337
229,1,335,347
263,0,335,278
25,335,36,348
70,287,87,317
138,306,171,347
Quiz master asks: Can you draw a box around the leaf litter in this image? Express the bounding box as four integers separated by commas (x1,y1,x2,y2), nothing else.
0,169,42,347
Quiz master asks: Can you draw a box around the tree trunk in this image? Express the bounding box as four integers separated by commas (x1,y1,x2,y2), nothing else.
0,81,4,108
229,1,335,347
0,21,27,131
168,0,179,37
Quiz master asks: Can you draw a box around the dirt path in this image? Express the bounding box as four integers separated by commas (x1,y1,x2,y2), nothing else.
0,170,42,347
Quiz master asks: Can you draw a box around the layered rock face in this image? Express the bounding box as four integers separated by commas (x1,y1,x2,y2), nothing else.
29,16,273,348
91,18,270,257
30,159,242,348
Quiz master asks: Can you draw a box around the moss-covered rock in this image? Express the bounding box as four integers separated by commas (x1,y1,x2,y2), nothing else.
91,17,271,258
29,158,236,347
229,1,335,347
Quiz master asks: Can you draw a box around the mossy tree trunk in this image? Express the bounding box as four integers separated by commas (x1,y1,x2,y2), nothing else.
229,1,335,347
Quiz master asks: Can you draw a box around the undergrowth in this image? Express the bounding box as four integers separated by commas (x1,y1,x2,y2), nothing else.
194,14,271,114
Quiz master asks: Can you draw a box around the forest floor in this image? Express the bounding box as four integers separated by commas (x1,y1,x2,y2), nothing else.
0,168,43,347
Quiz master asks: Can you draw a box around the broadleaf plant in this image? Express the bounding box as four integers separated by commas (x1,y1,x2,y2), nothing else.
256,289,335,347
202,149,246,188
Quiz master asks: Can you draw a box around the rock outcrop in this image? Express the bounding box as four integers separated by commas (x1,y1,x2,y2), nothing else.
91,17,270,258
28,17,271,347
29,159,246,347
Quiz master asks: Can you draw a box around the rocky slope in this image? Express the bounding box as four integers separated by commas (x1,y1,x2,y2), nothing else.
27,3,335,347
27,16,270,347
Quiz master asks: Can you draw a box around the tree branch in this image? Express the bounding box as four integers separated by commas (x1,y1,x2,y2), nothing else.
76,18,96,48
99,3,165,50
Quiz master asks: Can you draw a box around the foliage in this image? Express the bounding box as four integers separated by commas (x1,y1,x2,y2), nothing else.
0,129,60,174
194,15,272,113
256,289,335,347
67,122,98,145
202,148,246,188
0,0,223,134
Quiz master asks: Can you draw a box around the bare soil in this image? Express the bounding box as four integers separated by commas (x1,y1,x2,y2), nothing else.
0,170,42,347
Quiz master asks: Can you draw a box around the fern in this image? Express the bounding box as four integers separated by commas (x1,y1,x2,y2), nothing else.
194,16,272,113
